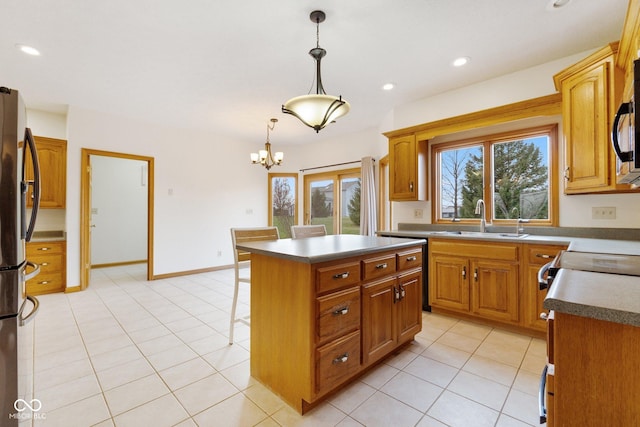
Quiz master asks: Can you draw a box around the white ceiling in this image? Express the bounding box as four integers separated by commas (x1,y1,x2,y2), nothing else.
0,0,629,145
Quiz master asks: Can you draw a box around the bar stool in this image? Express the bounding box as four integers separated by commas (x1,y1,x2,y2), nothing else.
228,227,279,344
290,224,327,239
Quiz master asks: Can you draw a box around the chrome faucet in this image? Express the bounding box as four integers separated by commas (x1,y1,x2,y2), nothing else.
511,208,529,236
475,199,486,233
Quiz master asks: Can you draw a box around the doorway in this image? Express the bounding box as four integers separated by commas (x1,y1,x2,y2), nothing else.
80,149,154,289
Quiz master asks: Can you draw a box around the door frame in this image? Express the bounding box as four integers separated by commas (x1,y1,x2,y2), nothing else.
80,148,155,289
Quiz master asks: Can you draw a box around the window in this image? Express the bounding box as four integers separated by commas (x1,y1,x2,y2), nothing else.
433,125,558,226
303,168,361,234
268,173,298,238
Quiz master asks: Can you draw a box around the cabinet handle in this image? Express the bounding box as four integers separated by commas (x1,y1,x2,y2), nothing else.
538,261,553,290
535,254,553,259
375,263,388,269
462,266,466,279
38,247,51,251
540,312,548,321
332,306,349,316
539,365,549,424
332,353,349,364
333,272,349,279
38,281,49,285
564,166,570,181
400,285,406,299
474,268,478,282
394,286,400,303
41,262,49,266
406,256,417,262
409,181,414,192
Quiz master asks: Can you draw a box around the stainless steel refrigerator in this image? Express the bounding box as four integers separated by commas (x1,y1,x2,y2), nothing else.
0,87,41,426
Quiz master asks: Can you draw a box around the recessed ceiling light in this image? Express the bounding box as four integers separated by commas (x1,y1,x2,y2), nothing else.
452,57,470,67
16,44,40,56
382,83,395,91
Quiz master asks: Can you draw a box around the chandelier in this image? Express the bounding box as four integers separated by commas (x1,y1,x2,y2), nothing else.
250,118,283,170
282,10,350,133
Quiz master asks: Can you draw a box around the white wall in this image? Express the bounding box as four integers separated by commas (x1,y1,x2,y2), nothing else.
65,106,270,285
90,156,148,265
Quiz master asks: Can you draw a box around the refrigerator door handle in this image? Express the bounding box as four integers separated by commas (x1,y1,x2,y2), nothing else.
22,261,40,282
19,295,39,326
23,127,40,242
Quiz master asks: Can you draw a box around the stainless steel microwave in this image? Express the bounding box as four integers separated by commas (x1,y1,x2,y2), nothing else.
612,58,640,185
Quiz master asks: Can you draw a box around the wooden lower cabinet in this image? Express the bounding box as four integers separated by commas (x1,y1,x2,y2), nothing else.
249,245,423,414
471,259,519,322
26,240,66,295
361,269,422,366
429,239,520,325
548,312,640,426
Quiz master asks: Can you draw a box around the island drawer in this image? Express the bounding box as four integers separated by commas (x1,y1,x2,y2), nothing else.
316,330,361,393
316,286,360,344
397,248,422,272
316,262,361,294
362,253,397,281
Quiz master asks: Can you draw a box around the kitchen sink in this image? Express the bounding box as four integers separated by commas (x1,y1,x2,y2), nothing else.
497,233,529,238
430,230,529,239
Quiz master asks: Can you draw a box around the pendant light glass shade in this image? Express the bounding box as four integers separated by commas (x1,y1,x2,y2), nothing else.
282,10,349,133
282,94,350,133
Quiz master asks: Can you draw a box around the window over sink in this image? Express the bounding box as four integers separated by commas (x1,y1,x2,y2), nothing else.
432,124,559,226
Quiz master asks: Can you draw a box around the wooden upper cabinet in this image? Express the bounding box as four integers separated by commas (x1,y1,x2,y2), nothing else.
25,136,67,208
554,43,628,194
388,134,427,201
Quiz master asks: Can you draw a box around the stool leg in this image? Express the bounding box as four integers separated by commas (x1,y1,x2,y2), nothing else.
229,278,240,345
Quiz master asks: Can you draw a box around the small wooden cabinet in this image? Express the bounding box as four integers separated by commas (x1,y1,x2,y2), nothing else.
25,136,67,209
26,240,66,295
249,243,423,414
523,244,567,332
362,264,422,365
554,43,627,194
548,311,640,426
388,134,428,201
429,239,520,325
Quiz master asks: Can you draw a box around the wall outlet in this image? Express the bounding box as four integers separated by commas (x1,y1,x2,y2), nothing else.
246,208,253,215
414,208,423,219
217,251,222,257
592,206,616,220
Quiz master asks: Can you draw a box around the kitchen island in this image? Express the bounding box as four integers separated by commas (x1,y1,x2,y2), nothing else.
236,234,425,414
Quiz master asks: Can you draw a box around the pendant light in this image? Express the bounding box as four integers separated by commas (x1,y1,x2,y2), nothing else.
282,10,350,133
250,118,283,170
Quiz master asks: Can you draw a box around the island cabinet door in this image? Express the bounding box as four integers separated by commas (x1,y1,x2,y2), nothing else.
362,277,397,365
396,269,422,345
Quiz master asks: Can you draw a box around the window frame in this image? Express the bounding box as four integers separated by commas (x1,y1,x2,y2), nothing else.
268,173,298,238
303,167,361,234
431,124,559,227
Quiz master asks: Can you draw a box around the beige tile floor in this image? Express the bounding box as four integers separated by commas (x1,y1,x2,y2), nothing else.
31,264,547,427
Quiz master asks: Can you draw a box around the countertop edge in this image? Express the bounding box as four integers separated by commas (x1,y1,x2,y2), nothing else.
236,236,426,264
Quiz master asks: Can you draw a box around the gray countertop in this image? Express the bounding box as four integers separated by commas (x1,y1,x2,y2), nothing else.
545,269,640,327
379,228,640,327
30,230,66,242
236,234,426,264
